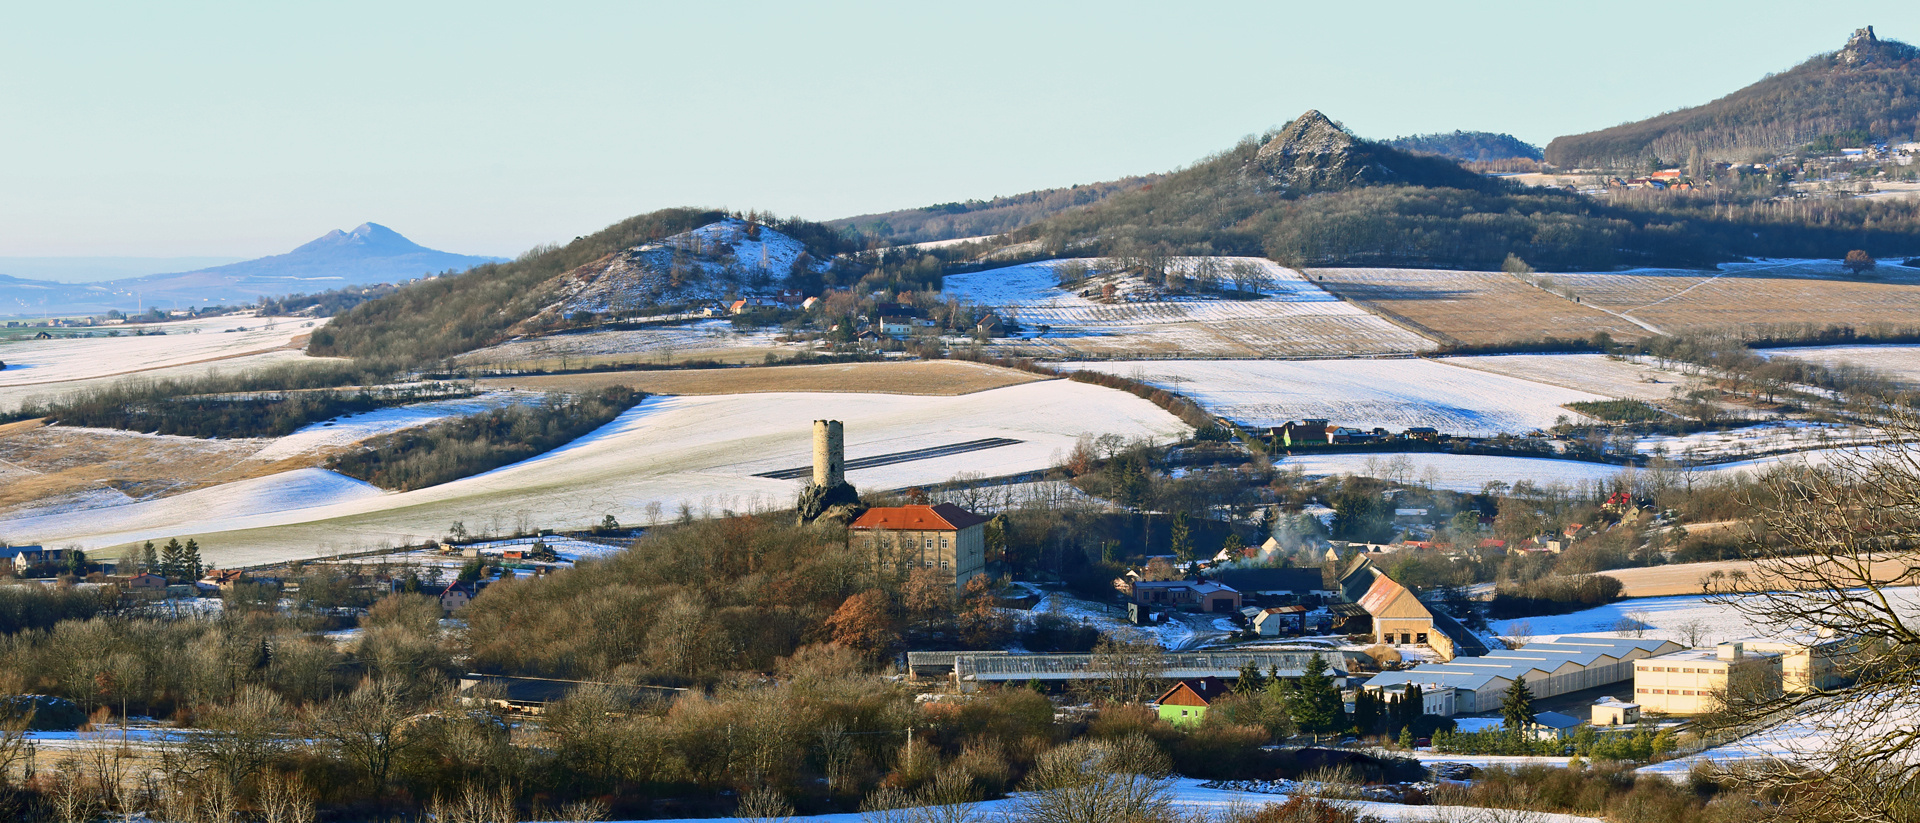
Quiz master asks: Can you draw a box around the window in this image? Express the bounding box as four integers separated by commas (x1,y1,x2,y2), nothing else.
1416,633,1428,644
925,538,933,549
941,536,949,548
924,560,933,568
940,560,949,569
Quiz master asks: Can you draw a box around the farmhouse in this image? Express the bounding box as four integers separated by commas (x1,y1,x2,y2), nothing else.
850,503,989,593
1338,556,1435,649
1633,642,1783,715
1155,677,1230,726
1274,419,1330,447
0,545,61,573
1128,579,1242,613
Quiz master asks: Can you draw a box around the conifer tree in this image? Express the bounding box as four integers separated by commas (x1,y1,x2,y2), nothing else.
1501,676,1537,731
159,539,184,581
1399,683,1424,734
1234,659,1266,694
140,541,158,574
1219,533,1245,561
1352,687,1379,735
183,539,203,580
1170,512,1193,564
1286,653,1343,734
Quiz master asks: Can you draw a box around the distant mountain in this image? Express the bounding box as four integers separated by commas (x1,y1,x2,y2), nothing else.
0,224,503,317
1386,130,1543,162
1547,26,1920,168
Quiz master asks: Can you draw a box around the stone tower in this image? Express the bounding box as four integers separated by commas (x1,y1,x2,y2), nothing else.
813,419,844,487
797,419,861,524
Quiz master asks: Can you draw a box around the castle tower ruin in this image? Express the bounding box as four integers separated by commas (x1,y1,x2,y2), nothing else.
797,419,861,524
813,419,844,487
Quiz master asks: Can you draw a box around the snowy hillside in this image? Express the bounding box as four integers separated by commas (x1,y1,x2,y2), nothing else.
538,218,829,320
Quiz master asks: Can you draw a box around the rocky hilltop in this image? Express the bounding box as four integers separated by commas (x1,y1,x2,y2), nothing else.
523,217,833,326
1249,111,1491,192
1546,26,1920,168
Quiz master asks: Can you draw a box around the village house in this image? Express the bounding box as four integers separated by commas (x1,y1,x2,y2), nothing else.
1252,605,1309,636
975,314,1005,337
1632,642,1783,715
1273,419,1329,448
1127,579,1242,613
849,503,990,593
1591,696,1640,726
440,581,485,613
201,569,246,590
1338,556,1437,650
1155,676,1229,726
0,545,62,574
123,573,168,598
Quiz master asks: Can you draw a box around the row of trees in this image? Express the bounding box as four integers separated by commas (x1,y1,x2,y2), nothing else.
328,387,644,490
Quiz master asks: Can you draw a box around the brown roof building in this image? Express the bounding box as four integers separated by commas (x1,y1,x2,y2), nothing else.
850,504,990,592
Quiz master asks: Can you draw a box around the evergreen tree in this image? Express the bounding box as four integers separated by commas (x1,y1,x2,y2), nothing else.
1398,726,1415,749
140,541,157,574
1352,688,1379,735
1501,676,1538,731
1234,659,1266,694
182,539,203,580
1170,512,1193,564
1219,533,1245,561
159,538,184,581
1399,683,1424,734
1286,653,1343,734
64,548,86,577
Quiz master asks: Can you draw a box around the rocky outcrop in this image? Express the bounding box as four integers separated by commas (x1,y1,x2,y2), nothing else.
1251,110,1491,192
797,480,862,525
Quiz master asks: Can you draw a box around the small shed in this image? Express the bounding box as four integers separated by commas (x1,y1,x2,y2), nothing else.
1528,710,1585,740
1591,696,1640,726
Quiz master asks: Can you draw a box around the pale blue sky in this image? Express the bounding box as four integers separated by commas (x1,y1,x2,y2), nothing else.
3,2,1915,261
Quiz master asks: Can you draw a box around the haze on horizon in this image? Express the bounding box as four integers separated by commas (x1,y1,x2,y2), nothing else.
4,1,1917,264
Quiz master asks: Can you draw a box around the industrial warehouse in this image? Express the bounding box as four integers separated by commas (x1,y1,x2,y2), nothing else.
1361,635,1685,716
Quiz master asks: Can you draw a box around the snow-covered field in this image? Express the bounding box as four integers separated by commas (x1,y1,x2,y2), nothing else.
0,349,325,413
249,390,545,461
1637,698,1920,780
944,258,1432,357
1636,421,1878,462
1761,343,1920,386
1489,588,1920,648
0,381,1191,566
1441,353,1697,404
1275,447,1880,494
0,314,321,387
627,778,1603,823
457,320,791,366
1065,359,1604,436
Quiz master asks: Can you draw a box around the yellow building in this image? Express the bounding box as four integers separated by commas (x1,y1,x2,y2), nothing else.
850,503,989,592
1632,642,1782,715
1741,636,1863,694
1338,556,1436,650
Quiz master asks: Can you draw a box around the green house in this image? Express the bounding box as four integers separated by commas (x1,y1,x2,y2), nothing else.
1155,676,1229,726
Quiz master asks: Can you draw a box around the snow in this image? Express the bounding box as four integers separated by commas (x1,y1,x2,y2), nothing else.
0,314,322,387
0,349,323,413
1635,421,1878,462
457,320,790,365
1760,343,1920,386
1636,698,1920,780
944,258,1432,357
1489,587,1920,648
1274,447,1886,494
1065,359,1605,437
1,381,1191,566
618,779,1604,823
1440,353,1698,403
249,390,546,461
1029,591,1208,649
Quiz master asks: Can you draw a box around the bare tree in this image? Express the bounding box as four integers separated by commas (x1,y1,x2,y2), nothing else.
1012,737,1174,823
310,677,420,791
1673,618,1711,648
1703,406,1920,820
1072,636,1168,706
1501,620,1533,650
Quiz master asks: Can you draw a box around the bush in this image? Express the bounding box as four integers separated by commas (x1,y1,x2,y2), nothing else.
329,386,644,490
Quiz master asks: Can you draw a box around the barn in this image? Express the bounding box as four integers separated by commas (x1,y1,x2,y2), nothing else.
1362,636,1684,716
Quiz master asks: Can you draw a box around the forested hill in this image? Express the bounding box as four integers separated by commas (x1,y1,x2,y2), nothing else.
998,109,1920,271
1387,131,1543,161
308,209,854,363
828,174,1165,245
1547,27,1920,168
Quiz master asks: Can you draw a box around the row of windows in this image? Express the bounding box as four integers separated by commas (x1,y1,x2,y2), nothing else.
1640,665,1717,674
880,560,950,569
1637,688,1703,696
875,535,949,549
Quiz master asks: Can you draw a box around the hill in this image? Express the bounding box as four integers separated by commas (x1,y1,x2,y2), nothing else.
309,210,857,363
1547,27,1920,168
828,174,1164,245
0,223,502,317
997,109,1920,271
1386,130,1543,161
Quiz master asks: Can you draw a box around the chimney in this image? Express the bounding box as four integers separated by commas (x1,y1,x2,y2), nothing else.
812,420,844,487
1717,642,1744,661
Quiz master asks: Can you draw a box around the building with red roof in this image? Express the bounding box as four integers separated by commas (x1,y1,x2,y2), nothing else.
849,503,990,592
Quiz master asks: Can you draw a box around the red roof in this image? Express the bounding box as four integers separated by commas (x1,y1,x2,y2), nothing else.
849,503,990,531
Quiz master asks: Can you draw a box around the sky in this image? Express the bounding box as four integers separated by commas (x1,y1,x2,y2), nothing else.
3,2,1918,265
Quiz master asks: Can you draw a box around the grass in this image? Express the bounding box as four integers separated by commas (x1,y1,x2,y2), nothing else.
1553,264,1920,336
472,359,1050,397
0,420,323,514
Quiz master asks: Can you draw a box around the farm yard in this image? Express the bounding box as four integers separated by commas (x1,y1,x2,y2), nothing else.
0,313,322,387
1308,267,1651,347
944,257,1433,358
474,359,1048,397
0,380,1191,567
1550,259,1920,336
1063,358,1606,436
